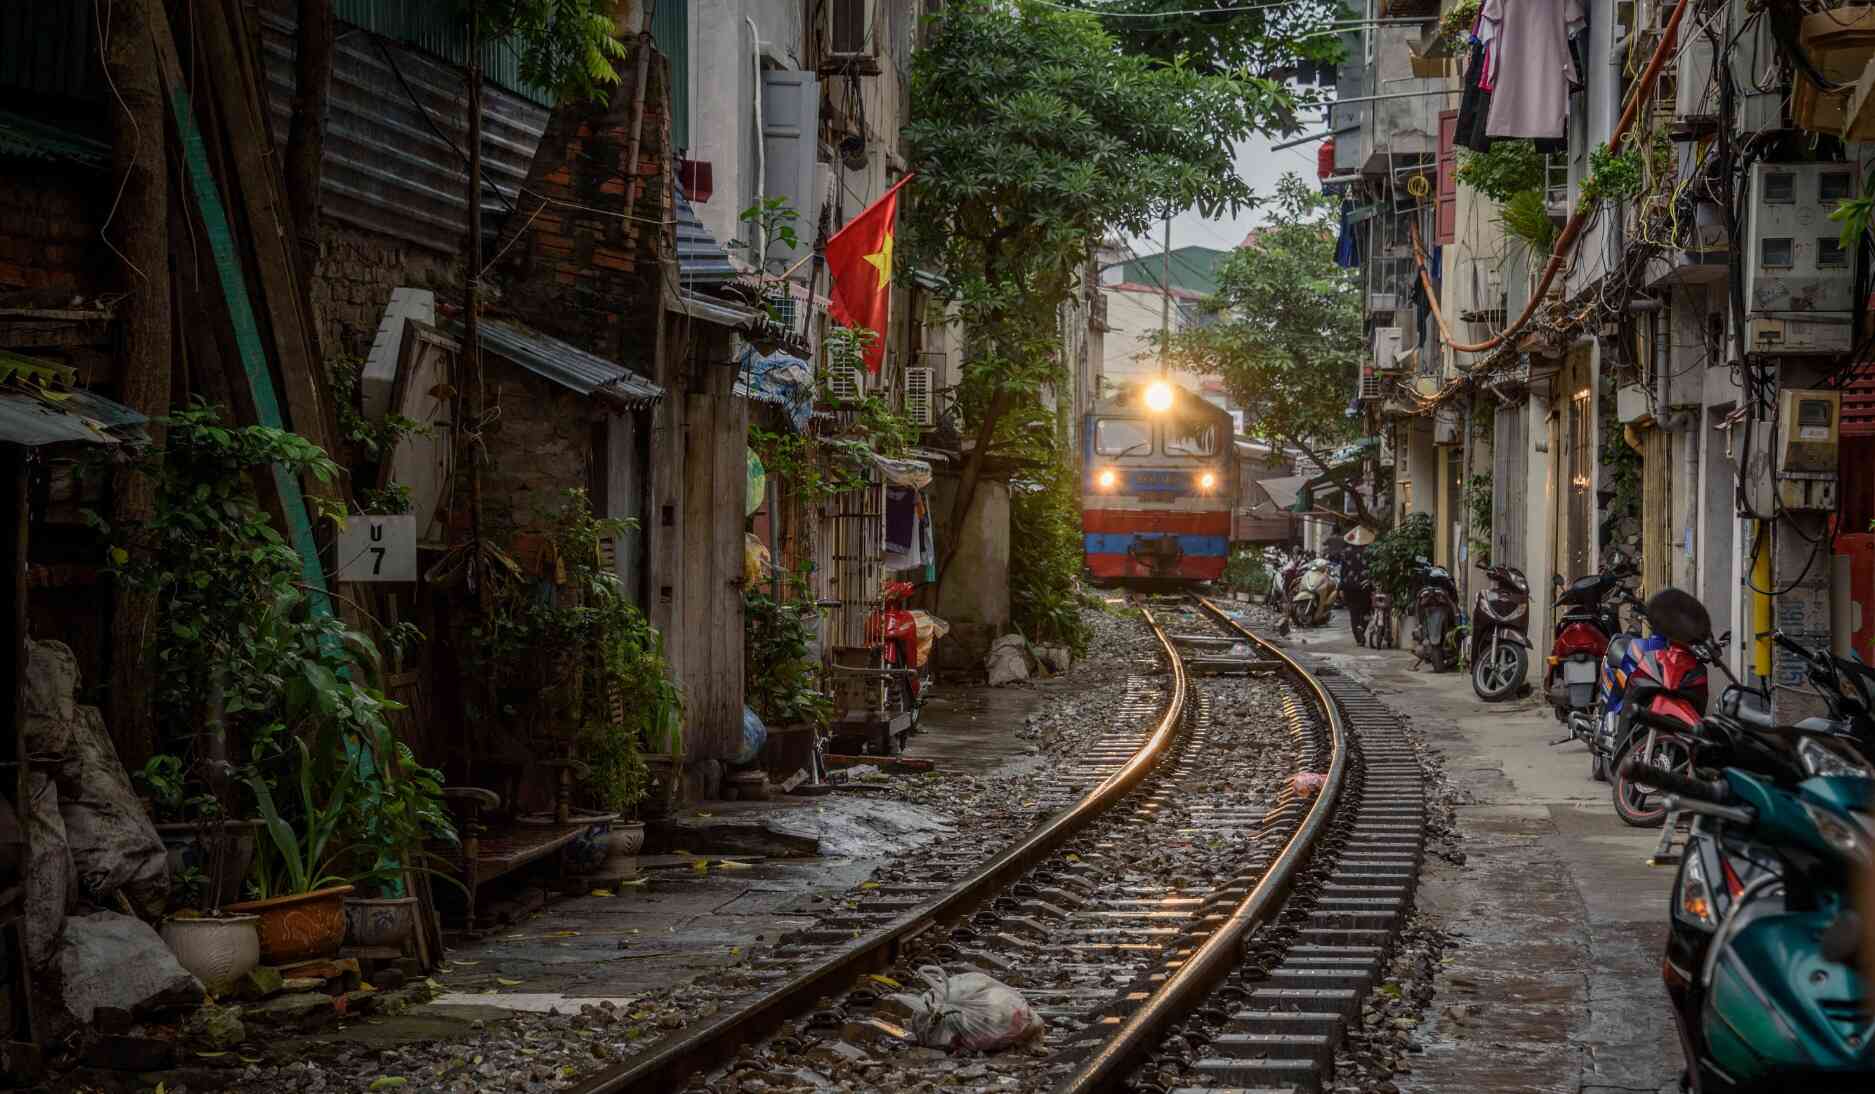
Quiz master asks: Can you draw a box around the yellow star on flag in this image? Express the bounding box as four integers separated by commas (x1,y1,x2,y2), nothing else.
862,231,894,287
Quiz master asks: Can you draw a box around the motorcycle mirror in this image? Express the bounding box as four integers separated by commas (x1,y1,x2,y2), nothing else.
1415,555,1429,565
1716,630,1731,645
1551,574,1565,588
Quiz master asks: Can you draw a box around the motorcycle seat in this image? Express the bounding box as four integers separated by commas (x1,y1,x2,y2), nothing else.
1733,689,1774,730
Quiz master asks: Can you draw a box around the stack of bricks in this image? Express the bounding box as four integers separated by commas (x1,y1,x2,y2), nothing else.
495,43,674,379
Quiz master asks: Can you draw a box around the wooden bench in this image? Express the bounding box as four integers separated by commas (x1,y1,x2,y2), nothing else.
435,788,615,932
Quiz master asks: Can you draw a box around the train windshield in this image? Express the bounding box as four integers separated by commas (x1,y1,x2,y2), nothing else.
1095,418,1151,456
1163,421,1217,456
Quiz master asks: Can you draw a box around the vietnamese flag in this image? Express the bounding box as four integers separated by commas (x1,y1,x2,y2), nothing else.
825,174,914,374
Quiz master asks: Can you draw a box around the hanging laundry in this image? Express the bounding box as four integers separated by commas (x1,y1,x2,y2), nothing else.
1480,0,1586,143
885,485,917,558
1335,198,1361,268
1455,41,1494,152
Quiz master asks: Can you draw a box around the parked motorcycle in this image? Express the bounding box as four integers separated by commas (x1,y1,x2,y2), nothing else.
1546,553,1639,726
1288,558,1339,629
1597,589,1714,826
1467,564,1531,701
1364,589,1396,649
1409,558,1460,672
1632,747,1875,1092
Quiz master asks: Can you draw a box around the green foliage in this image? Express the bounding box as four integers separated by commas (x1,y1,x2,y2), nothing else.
1169,175,1363,469
738,197,802,271
1438,0,1483,51
744,575,833,731
749,427,862,508
1223,549,1273,597
1369,512,1435,600
465,0,627,102
1010,457,1091,655
245,738,356,899
1599,412,1643,544
1465,473,1493,565
1501,188,1557,255
1057,0,1345,81
1584,141,1644,203
1455,140,1546,203
1829,164,1875,250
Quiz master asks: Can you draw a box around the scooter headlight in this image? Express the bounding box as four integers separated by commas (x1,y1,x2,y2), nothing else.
1796,735,1873,779
1798,799,1874,865
1675,850,1718,931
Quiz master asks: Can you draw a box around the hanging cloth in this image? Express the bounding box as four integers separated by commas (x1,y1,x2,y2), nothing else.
1335,199,1360,268
1455,41,1494,152
1481,0,1585,142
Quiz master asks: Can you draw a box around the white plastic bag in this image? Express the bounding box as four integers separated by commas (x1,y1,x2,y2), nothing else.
887,965,1045,1052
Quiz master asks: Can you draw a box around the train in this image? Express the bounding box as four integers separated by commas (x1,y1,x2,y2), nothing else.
1081,380,1237,584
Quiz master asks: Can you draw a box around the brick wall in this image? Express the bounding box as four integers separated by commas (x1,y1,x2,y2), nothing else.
0,172,105,294
494,45,672,376
480,362,596,542
311,222,455,361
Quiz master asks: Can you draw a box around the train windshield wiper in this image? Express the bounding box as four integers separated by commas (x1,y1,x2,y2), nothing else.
1115,441,1150,458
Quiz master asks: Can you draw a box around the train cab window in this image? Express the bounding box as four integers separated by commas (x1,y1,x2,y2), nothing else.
1163,422,1217,457
1095,418,1152,456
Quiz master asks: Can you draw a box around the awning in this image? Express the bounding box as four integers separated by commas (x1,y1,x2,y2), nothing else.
468,317,663,409
676,182,738,287
1256,474,1310,512
0,389,146,447
668,288,764,330
826,439,933,488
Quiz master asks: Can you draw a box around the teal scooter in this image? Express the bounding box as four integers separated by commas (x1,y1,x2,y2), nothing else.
1630,754,1875,1092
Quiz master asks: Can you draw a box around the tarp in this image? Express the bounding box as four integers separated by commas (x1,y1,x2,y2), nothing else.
1257,475,1309,512
736,348,814,432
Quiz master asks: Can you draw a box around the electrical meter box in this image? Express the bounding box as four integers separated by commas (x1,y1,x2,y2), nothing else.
1744,162,1858,354
1777,388,1841,472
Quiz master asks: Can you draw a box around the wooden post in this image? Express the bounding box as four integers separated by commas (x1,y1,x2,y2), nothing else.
285,0,335,284
464,1,485,564
104,0,171,769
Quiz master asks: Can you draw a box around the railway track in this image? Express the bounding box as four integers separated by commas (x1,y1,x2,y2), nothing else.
565,597,1428,1094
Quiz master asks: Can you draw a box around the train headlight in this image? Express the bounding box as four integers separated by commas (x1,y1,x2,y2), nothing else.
1144,380,1174,413
1199,471,1217,490
1097,468,1117,490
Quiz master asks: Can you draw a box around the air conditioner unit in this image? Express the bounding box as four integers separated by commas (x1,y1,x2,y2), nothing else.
903,365,935,427
825,364,864,403
765,289,799,331
1372,326,1406,371
1744,162,1857,354
1357,366,1381,401
1676,33,1718,123
830,0,873,58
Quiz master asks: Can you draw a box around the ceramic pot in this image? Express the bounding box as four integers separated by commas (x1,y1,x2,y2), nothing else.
159,915,260,993
155,820,263,908
344,896,418,949
640,754,681,820
603,822,646,877
224,884,354,964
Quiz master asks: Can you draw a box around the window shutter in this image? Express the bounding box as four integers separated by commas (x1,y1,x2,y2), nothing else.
1437,110,1458,245
761,71,822,269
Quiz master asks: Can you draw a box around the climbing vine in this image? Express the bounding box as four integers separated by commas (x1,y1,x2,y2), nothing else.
1010,454,1091,655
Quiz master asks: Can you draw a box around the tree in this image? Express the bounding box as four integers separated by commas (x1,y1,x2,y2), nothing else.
1167,173,1374,524
903,0,1292,576
1059,0,1346,82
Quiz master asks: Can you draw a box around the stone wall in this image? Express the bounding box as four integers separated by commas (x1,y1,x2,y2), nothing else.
310,222,455,361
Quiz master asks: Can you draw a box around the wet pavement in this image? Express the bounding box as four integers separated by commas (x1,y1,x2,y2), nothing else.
1276,609,1684,1094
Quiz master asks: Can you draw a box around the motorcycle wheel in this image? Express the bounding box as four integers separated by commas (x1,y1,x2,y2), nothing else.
1424,607,1449,671
1611,730,1691,828
1471,640,1528,702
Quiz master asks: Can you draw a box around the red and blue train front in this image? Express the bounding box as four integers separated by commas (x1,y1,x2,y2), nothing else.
1083,466,1230,581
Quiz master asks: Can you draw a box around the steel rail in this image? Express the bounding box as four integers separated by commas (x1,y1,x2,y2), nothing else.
566,604,1190,1094
1052,596,1350,1094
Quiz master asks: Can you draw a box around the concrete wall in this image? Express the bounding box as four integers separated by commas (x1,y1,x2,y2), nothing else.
686,0,806,254
928,473,1011,673
1099,287,1206,398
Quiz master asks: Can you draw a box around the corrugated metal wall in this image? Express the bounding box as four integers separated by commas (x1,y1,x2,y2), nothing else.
0,3,101,103
256,0,548,256
331,0,552,105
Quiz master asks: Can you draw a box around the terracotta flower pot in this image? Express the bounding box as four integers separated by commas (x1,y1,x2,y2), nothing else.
159,914,260,994
224,884,354,964
344,896,418,949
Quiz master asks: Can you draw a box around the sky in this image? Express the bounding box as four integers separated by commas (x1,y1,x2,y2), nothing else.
1124,129,1329,258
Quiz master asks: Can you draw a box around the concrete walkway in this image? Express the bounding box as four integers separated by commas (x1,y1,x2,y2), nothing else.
1278,612,1685,1094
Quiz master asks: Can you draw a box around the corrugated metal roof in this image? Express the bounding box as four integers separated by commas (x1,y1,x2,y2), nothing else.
468,318,663,408
0,390,144,448
0,109,109,170
257,1,549,257
650,3,689,151
676,184,738,287
330,0,554,106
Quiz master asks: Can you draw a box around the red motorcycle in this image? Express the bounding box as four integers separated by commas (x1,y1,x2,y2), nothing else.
1605,589,1713,828
868,580,927,711
1545,552,1638,725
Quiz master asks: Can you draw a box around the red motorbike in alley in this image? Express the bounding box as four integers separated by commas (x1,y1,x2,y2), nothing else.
1545,552,1638,728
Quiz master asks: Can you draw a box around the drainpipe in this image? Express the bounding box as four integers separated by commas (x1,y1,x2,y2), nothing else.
747,16,764,271
622,3,656,229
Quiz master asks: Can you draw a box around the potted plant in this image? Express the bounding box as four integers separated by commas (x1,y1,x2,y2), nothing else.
340,738,462,950
225,740,356,964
